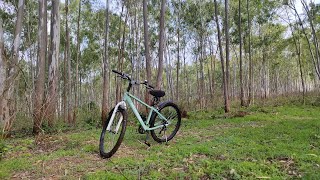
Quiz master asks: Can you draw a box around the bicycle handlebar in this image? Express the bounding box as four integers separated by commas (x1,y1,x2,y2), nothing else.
142,81,154,89
112,70,154,91
112,69,131,81
112,69,122,75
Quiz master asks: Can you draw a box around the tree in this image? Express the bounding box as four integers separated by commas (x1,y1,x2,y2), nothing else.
63,0,69,123
176,0,181,102
156,0,166,89
64,0,73,124
214,0,230,113
73,0,81,124
33,0,47,134
47,0,60,127
247,0,253,105
285,9,306,103
0,18,5,129
225,0,230,111
143,0,152,106
239,0,245,106
102,0,110,127
1,0,25,136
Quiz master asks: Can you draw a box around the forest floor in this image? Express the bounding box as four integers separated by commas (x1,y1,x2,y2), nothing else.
1,105,320,179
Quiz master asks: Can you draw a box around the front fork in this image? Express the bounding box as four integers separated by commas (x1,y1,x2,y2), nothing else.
106,101,126,133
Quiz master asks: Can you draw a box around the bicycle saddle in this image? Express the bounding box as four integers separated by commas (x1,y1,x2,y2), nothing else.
149,90,165,98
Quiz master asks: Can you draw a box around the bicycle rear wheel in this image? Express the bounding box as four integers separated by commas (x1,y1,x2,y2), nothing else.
99,107,127,158
150,102,181,143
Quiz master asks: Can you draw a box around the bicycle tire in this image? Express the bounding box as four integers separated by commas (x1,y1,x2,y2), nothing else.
150,101,181,143
99,107,127,158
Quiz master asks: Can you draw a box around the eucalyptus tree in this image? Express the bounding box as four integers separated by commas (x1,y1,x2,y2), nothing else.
156,0,166,89
247,0,253,105
238,0,244,106
102,0,110,126
47,0,60,127
33,0,46,134
63,0,69,123
0,0,25,136
73,0,81,124
225,0,230,102
285,9,306,102
214,0,230,113
143,0,152,106
0,18,5,130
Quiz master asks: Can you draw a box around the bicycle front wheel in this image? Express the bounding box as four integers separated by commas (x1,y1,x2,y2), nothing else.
150,102,181,143
99,107,127,158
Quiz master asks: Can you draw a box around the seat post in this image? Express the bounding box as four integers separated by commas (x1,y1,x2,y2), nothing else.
151,97,160,106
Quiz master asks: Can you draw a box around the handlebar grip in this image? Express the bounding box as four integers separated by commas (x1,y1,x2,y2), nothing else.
112,69,122,75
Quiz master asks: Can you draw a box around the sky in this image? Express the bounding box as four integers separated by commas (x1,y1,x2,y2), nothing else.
57,0,320,15
2,0,320,16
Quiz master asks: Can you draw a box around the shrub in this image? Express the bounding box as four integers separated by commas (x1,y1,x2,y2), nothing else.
0,138,7,160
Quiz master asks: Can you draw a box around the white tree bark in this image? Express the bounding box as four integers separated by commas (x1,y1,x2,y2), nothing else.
33,0,47,134
47,0,60,125
0,18,5,125
2,0,25,136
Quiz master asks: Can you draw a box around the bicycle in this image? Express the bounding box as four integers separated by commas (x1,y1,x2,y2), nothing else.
99,70,181,158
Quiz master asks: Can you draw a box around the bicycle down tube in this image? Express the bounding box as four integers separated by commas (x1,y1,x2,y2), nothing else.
107,92,169,133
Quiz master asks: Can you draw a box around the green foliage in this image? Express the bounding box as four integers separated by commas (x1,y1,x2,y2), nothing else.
0,138,7,160
312,96,320,107
77,102,101,128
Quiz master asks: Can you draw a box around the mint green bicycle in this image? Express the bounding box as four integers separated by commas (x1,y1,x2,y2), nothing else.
99,70,181,158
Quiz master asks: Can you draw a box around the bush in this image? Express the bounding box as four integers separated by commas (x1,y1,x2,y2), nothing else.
312,96,320,107
0,138,7,160
78,101,101,128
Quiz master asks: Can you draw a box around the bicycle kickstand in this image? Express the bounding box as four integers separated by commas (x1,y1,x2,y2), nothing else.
164,129,168,145
144,131,151,147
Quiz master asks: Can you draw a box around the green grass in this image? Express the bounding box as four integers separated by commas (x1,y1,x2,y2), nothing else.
0,105,319,179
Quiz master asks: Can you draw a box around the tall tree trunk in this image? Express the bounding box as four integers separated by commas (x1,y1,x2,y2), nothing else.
2,0,24,136
33,0,47,134
262,50,267,99
66,0,73,124
118,10,129,100
209,44,216,100
102,0,110,127
116,3,125,102
156,0,166,89
286,10,306,103
0,18,5,127
73,0,81,124
47,0,60,127
143,0,152,108
239,0,244,106
225,0,230,102
214,0,230,113
176,0,181,102
200,35,205,109
247,0,253,105
63,0,69,123
183,44,189,105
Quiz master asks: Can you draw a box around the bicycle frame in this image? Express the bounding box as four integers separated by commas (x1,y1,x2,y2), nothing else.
106,92,169,133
